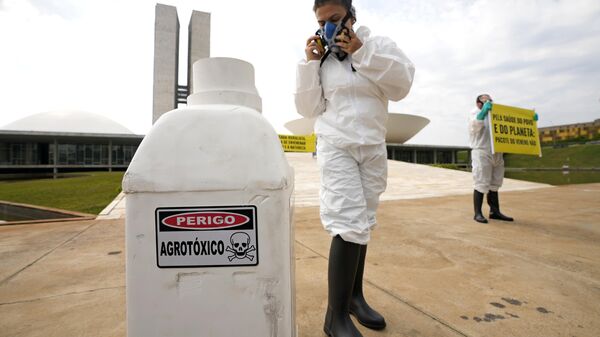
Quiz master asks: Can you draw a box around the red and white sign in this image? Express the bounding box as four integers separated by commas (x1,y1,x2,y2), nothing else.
162,212,249,230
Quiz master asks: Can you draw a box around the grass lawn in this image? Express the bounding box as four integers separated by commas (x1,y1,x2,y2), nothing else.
456,150,469,163
435,144,600,185
504,144,600,168
505,170,600,185
0,172,124,215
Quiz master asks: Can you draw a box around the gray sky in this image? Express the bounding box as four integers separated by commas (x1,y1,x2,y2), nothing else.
1,0,599,146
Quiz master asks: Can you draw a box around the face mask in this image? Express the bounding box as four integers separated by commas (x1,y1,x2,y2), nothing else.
478,96,492,104
318,11,352,61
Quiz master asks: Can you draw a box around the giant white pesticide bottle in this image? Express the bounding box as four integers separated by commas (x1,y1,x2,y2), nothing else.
123,57,295,337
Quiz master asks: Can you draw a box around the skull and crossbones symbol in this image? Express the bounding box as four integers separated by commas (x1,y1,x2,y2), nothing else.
226,232,256,261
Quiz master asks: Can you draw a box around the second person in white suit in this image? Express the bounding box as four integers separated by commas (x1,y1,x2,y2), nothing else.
469,94,516,223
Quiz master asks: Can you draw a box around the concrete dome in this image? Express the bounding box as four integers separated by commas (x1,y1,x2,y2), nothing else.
1,111,133,135
284,113,430,144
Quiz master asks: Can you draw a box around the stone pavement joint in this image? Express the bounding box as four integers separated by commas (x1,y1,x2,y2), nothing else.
296,237,473,337
365,278,474,337
0,286,125,307
0,221,96,287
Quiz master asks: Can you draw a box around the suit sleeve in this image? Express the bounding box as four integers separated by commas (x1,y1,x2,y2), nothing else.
294,60,326,118
469,110,485,134
352,35,415,101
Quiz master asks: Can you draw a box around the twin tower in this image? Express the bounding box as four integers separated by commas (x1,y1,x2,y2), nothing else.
152,3,211,124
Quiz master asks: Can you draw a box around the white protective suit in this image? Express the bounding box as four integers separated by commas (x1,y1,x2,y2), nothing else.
469,107,505,194
294,26,415,244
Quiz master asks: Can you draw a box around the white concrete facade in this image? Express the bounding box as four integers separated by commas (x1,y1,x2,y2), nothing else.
285,113,430,144
187,10,211,95
152,5,212,124
152,4,179,124
2,111,134,135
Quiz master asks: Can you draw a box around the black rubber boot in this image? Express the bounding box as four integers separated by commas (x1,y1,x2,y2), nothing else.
349,245,386,330
473,190,488,223
487,191,514,221
324,235,363,337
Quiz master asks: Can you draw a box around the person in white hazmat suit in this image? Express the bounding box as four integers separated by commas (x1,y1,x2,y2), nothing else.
294,0,414,336
469,94,516,223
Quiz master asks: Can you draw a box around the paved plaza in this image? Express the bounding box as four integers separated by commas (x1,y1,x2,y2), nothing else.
1,154,599,337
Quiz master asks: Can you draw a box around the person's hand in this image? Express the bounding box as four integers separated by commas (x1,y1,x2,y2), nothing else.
482,101,493,112
477,101,493,120
335,28,362,54
305,35,325,61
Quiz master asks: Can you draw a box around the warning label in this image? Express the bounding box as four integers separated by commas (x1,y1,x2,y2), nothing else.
279,134,316,153
155,205,258,268
489,103,541,156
